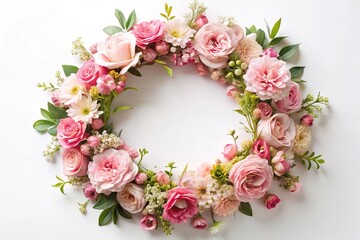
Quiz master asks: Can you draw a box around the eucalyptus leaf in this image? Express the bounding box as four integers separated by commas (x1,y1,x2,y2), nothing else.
117,205,132,219
239,202,253,216
115,9,126,29
93,194,117,210
98,208,114,226
41,108,52,120
113,209,118,224
113,106,132,113
269,36,287,46
290,66,305,79
103,26,123,35
292,78,307,84
128,67,142,77
48,125,58,136
256,29,266,46
279,44,300,61
47,102,67,119
270,18,282,39
126,10,136,30
62,65,79,77
33,120,56,132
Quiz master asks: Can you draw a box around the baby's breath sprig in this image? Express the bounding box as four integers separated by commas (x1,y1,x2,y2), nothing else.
78,200,90,214
301,92,329,118
71,37,92,61
185,0,207,29
42,137,61,161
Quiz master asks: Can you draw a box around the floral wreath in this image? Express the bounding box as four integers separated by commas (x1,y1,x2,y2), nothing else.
34,1,329,235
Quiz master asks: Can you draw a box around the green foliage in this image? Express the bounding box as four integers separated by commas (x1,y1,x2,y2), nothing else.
33,120,56,132
117,205,132,219
155,60,174,78
104,9,137,35
270,18,282,39
33,102,67,134
235,91,260,138
36,82,57,92
296,151,325,170
256,29,269,49
279,44,300,60
52,175,68,195
113,105,132,113
137,148,149,166
159,216,174,235
103,26,123,35
210,164,228,184
269,36,287,46
47,102,67,119
165,162,177,177
62,65,79,77
185,0,206,29
128,67,142,77
160,3,175,21
93,194,117,210
301,92,329,118
239,202,253,216
289,66,305,79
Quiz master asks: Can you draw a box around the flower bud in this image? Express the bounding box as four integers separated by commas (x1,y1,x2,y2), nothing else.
87,136,100,148
263,48,279,58
143,48,157,62
80,144,91,156
222,144,238,160
264,194,281,209
300,114,314,127
83,183,98,200
155,41,170,55
191,216,208,230
289,182,301,194
140,215,157,231
195,14,208,29
91,118,104,130
155,171,170,185
135,173,148,185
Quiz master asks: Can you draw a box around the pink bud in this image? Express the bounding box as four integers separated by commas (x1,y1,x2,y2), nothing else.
51,89,62,106
135,173,148,185
80,144,91,156
191,216,208,230
87,136,100,148
252,139,271,160
272,151,291,176
97,75,116,95
155,41,169,55
140,215,157,231
301,114,314,127
289,182,301,194
253,108,262,119
222,144,238,160
264,194,281,209
195,14,209,29
263,48,279,58
115,81,126,93
91,118,104,130
155,171,170,185
143,48,157,62
256,102,272,119
83,183,98,200
226,85,238,98
120,144,139,159
89,43,98,54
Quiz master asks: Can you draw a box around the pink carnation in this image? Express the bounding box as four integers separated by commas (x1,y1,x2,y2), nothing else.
212,195,240,217
57,118,87,149
272,82,302,114
244,55,291,101
132,20,165,49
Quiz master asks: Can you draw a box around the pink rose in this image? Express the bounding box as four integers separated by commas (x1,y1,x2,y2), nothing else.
83,183,98,200
162,187,198,224
117,183,146,214
94,32,141,73
229,154,273,202
57,118,87,149
62,147,89,176
88,149,138,194
264,194,281,209
76,59,109,90
263,48,279,58
132,20,165,49
257,113,296,148
212,195,240,217
96,75,116,95
222,144,238,160
156,171,170,186
255,102,273,119
191,216,208,230
194,23,244,69
271,151,291,176
140,215,157,231
301,114,314,127
272,82,302,114
252,139,271,160
244,55,291,101
195,14,209,29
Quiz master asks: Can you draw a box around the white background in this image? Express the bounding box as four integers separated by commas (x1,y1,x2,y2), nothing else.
0,0,359,239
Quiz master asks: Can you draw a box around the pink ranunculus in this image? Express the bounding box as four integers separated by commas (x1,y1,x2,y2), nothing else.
191,216,208,230
76,59,109,90
271,151,291,176
229,154,273,202
256,102,273,119
162,187,198,224
272,82,302,114
94,32,141,73
252,139,271,160
117,183,146,214
132,20,165,49
83,183,98,200
264,194,281,209
301,114,314,127
195,14,209,29
96,75,116,95
222,144,238,160
140,215,157,231
143,48,157,62
156,171,170,186
193,23,244,69
244,55,291,101
263,48,279,58
257,113,296,148
57,118,87,149
62,147,89,176
88,149,138,194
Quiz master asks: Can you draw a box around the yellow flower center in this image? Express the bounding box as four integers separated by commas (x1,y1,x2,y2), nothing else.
71,86,80,95
82,108,90,115
171,31,181,38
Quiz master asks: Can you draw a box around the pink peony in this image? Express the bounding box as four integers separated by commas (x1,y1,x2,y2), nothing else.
212,195,240,217
140,215,157,231
257,113,296,148
117,183,146,214
62,147,89,176
76,59,109,90
244,55,291,101
229,154,273,202
194,23,243,69
263,48,279,58
301,114,314,127
88,149,138,194
94,32,141,73
132,20,165,49
255,102,273,119
271,151,291,176
57,118,87,149
222,144,238,160
156,171,170,186
96,75,116,95
195,14,209,29
191,216,208,230
162,187,198,224
83,183,98,200
264,194,281,209
252,139,271,160
272,82,302,114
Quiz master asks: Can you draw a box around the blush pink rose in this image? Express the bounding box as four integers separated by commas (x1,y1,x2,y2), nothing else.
272,82,302,114
132,20,165,49
222,144,238,160
57,118,87,149
229,154,273,202
117,183,146,214
244,55,291,101
94,32,141,73
252,139,271,160
76,59,109,90
162,187,198,224
140,215,157,231
88,149,138,194
255,102,273,119
194,23,244,69
62,147,89,176
264,194,281,209
257,113,296,148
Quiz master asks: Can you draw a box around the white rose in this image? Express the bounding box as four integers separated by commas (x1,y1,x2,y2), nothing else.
117,183,146,214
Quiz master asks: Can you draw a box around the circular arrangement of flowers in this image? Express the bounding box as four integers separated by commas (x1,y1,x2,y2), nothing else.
34,1,329,235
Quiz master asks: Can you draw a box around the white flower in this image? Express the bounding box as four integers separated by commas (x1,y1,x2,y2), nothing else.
209,220,224,235
164,18,195,48
293,124,312,155
58,74,85,105
67,96,103,123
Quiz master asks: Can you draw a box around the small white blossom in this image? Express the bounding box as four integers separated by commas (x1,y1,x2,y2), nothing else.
67,96,103,124
164,18,195,48
58,74,85,105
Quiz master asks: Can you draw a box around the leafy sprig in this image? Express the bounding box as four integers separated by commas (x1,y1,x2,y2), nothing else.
160,3,175,21
137,148,149,167
165,162,176,177
185,0,207,28
302,92,329,118
296,151,325,170
103,9,137,35
52,175,71,194
36,82,57,92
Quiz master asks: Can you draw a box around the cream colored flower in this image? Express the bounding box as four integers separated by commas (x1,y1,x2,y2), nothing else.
66,95,103,123
293,124,312,155
164,18,195,48
236,34,263,64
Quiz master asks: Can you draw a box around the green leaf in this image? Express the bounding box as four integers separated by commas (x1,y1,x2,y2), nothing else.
264,19,271,36
103,122,113,133
234,109,245,115
290,66,305,79
239,202,253,216
270,18,281,39
269,36,287,46
249,25,257,33
103,26,122,35
60,184,66,195
128,67,142,77
113,208,118,224
126,10,136,30
245,28,251,35
115,9,126,29
117,205,132,219
98,208,114,226
93,194,117,210
292,78,307,84
47,102,67,119
41,108,52,120
123,87,138,92
56,175,64,182
33,120,56,132
52,183,63,188
279,44,300,61
48,125,58,136
113,106,132,113
160,13,167,19
162,64,173,77
256,29,266,46
62,65,79,77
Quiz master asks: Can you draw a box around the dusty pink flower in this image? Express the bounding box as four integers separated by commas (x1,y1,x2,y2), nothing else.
272,82,302,114
132,20,165,49
162,187,198,224
256,102,273,119
244,55,291,101
97,75,116,95
156,171,170,186
229,154,273,202
195,14,208,29
62,147,89,177
289,182,301,194
222,144,238,160
212,195,240,217
263,48,279,58
57,118,87,149
196,62,209,76
87,136,100,148
191,216,208,230
140,215,157,231
80,144,91,156
236,34,263,64
194,23,243,68
301,114,314,127
117,183,146,214
257,113,296,148
51,89,61,106
272,151,291,176
155,41,169,55
264,194,281,209
115,81,126,93
198,163,211,177
135,173,147,185
91,118,104,130
252,139,271,160
143,48,157,62
88,149,138,194
83,183,98,200
94,32,141,73
89,43,98,54
77,59,109,90
226,85,238,98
